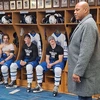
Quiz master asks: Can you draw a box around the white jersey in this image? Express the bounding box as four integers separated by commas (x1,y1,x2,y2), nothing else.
52,33,68,60
28,33,42,58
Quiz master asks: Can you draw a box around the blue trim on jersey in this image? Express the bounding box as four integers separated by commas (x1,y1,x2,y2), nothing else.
39,61,64,72
30,33,36,37
54,32,61,37
15,58,39,69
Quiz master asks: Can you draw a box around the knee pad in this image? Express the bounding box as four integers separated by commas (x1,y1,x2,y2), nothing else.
1,65,8,73
26,64,33,72
10,63,18,71
36,65,43,72
54,67,62,75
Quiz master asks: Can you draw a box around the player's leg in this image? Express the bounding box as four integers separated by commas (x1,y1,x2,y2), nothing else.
53,62,64,96
33,62,48,93
1,65,8,86
26,60,39,92
26,64,33,92
6,60,20,88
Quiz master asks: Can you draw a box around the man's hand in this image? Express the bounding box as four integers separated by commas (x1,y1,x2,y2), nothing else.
47,63,53,69
20,60,27,66
0,60,5,65
72,74,81,83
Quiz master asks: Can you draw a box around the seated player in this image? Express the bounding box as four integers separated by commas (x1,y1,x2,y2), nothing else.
28,30,42,61
52,29,68,62
6,34,38,93
33,36,64,97
0,34,15,86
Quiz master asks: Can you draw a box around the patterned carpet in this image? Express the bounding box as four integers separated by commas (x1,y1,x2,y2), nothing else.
0,85,96,100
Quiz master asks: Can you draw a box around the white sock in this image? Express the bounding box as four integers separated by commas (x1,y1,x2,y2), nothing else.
27,83,31,88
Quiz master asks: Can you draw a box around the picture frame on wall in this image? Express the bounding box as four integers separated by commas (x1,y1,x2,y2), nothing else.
30,0,36,9
38,0,44,9
17,0,22,9
10,1,16,10
45,0,52,8
23,0,29,9
97,0,100,5
78,0,86,2
53,0,60,8
87,0,95,6
61,0,68,7
0,1,3,10
4,1,9,10
69,0,76,7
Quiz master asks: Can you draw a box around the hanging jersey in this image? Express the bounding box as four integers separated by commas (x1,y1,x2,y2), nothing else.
0,33,3,44
52,33,68,61
28,33,42,58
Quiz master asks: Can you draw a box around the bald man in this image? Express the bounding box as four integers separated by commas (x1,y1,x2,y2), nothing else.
68,1,100,100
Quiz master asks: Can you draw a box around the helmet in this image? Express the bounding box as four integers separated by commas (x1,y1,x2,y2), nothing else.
49,15,57,24
54,13,64,23
20,14,36,24
1,15,12,24
70,16,78,23
42,14,51,24
24,15,33,24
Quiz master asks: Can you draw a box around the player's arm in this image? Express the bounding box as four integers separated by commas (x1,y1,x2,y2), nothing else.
20,46,25,61
26,44,38,63
0,44,3,57
46,55,50,65
51,54,63,66
20,46,26,66
4,44,14,62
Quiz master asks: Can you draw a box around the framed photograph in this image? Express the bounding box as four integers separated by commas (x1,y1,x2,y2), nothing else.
17,0,22,9
38,0,44,9
30,0,36,9
61,0,68,7
45,0,52,8
23,0,29,9
97,0,100,5
10,1,16,10
78,0,86,2
0,1,3,10
53,0,60,8
4,1,9,10
78,0,86,1
87,0,95,5
69,0,76,7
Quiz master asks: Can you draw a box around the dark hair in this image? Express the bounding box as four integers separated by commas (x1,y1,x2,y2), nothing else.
24,34,31,39
2,33,10,40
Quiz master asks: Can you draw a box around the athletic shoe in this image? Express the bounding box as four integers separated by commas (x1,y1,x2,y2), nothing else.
27,87,31,93
32,85,43,93
53,86,58,97
0,81,3,85
6,81,17,89
0,81,8,87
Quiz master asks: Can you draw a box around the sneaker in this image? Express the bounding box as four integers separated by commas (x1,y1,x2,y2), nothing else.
0,81,8,86
27,87,31,93
0,81,3,85
53,86,58,97
32,85,43,93
4,82,8,87
6,81,17,89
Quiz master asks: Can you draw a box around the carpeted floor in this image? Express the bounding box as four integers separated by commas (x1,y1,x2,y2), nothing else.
0,85,96,100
